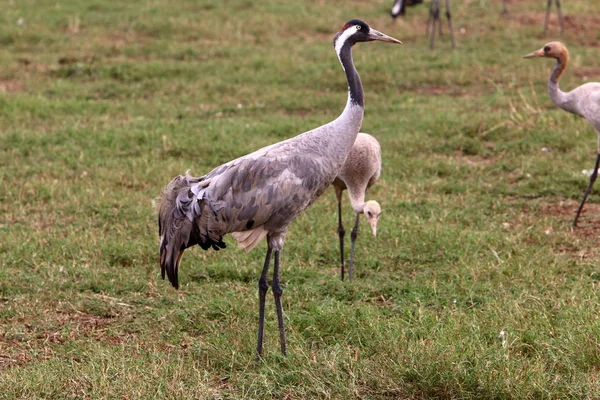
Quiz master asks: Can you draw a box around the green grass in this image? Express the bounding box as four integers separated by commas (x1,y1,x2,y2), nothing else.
2,0,600,398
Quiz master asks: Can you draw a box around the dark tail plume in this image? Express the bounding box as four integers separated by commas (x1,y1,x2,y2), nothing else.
157,174,227,289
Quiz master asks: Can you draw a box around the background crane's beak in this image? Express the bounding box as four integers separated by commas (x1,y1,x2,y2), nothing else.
523,48,545,58
367,29,402,44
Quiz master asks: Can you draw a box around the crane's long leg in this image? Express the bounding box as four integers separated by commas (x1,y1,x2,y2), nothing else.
256,247,272,358
445,0,456,49
544,0,552,34
272,250,287,355
348,213,361,281
555,0,564,34
502,0,509,15
573,153,600,228
337,198,346,281
429,0,440,50
426,0,434,36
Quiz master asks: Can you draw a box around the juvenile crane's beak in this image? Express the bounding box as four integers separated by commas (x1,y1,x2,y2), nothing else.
367,28,402,44
369,218,378,237
523,48,545,58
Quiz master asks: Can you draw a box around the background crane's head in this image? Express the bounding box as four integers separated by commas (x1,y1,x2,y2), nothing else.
523,42,568,60
333,19,401,53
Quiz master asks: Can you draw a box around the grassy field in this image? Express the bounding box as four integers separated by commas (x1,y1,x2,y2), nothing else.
1,0,600,398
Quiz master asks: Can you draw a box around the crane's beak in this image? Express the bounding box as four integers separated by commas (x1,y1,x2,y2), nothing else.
369,217,378,237
367,28,402,44
523,48,545,58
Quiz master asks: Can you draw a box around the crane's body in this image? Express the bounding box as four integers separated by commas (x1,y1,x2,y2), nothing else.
158,20,401,357
332,133,381,281
525,42,600,227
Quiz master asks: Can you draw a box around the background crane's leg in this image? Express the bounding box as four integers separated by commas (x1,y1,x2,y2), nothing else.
438,4,443,37
272,250,287,355
348,213,361,281
544,0,552,34
426,0,434,36
555,0,564,34
429,0,439,50
337,198,346,281
573,153,600,227
502,0,509,15
256,247,272,358
445,0,456,48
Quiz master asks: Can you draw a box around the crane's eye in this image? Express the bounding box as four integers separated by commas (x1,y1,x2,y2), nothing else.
356,25,361,30
544,45,551,52
366,211,371,217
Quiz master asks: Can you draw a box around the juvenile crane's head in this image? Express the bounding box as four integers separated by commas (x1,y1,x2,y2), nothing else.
333,19,402,52
363,200,381,237
523,41,569,61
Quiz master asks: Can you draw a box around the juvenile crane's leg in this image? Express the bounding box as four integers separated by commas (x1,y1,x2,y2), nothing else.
256,247,272,358
573,153,600,227
272,250,287,355
337,198,346,281
445,0,456,49
555,0,564,34
348,213,361,281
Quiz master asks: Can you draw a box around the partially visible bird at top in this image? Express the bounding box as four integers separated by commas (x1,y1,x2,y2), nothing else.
524,42,600,227
390,0,455,50
157,20,401,358
332,132,381,281
390,0,423,18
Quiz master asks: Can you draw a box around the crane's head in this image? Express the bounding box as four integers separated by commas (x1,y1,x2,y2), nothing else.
363,200,381,237
523,42,568,60
333,20,402,53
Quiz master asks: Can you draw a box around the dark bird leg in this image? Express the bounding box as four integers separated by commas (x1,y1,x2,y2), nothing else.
502,0,509,15
426,0,434,36
256,247,272,358
555,0,564,34
573,153,600,228
544,0,552,34
429,0,440,50
337,197,346,281
348,213,361,281
272,250,287,355
445,0,456,49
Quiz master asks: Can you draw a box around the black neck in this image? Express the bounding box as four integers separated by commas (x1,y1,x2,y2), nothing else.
338,42,364,108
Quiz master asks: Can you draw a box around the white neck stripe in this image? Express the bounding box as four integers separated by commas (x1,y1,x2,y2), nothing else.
334,27,357,62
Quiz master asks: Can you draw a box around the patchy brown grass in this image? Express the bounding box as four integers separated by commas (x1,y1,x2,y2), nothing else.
541,199,600,238
0,308,121,371
0,79,24,93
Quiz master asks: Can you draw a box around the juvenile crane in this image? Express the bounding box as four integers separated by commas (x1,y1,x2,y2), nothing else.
333,133,381,281
524,42,600,227
158,20,401,357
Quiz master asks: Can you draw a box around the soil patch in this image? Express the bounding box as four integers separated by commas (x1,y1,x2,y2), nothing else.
0,79,23,93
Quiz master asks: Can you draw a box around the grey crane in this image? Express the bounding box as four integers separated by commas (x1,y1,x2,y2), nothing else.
524,42,600,227
158,20,401,357
333,132,381,281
